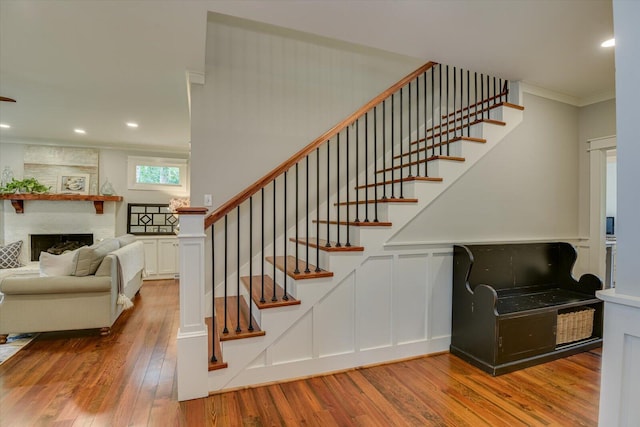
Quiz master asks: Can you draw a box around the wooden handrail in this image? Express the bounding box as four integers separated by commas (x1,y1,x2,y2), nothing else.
204,61,438,229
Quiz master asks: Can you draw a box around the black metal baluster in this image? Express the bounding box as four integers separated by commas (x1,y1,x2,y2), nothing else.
236,206,241,333
346,125,351,247
408,81,413,176
305,156,310,273
210,223,217,362
399,88,404,198
374,106,379,222
295,164,299,274
382,99,387,199
466,70,470,137
283,170,289,300
223,215,228,334
453,67,457,139
336,133,341,247
474,72,478,124
423,71,428,176
364,113,369,222
493,76,497,105
460,67,463,137
326,141,331,247
486,74,490,116
391,94,395,198
438,65,443,155
272,179,277,302
248,198,253,331
261,188,265,303
316,147,320,271
446,65,450,156
355,120,360,220
431,68,435,156
415,75,420,175
480,73,484,120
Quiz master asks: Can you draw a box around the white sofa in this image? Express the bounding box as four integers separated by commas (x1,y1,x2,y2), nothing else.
0,237,144,343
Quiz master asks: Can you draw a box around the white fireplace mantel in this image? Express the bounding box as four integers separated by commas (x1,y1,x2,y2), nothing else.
1,199,119,264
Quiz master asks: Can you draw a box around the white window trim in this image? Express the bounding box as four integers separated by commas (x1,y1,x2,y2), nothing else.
127,156,189,193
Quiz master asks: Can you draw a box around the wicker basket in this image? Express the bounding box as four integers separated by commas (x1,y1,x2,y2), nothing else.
556,307,595,345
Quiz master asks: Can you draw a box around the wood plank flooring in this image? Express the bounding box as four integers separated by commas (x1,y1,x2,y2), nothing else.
0,278,602,426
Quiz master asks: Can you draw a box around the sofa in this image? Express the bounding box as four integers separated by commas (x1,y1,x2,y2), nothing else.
0,236,145,344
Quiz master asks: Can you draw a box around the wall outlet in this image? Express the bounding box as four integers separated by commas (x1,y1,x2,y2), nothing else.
204,194,213,206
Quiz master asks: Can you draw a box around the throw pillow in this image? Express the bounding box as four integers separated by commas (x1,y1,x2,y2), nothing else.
39,249,78,277
0,241,23,269
117,234,136,248
73,238,120,276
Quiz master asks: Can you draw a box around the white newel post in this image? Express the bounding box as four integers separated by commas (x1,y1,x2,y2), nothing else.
175,207,209,401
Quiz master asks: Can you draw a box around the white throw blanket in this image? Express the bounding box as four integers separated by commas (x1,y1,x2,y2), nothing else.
114,241,145,309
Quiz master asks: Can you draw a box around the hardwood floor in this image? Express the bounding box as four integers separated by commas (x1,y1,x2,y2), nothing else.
0,279,601,426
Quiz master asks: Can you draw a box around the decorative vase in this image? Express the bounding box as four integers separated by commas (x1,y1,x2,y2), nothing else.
100,178,115,196
1,166,14,188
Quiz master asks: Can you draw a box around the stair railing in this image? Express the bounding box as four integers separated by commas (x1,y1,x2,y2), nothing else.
204,61,510,364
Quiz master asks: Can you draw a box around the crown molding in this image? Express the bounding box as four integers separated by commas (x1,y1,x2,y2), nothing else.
521,82,615,107
0,136,190,155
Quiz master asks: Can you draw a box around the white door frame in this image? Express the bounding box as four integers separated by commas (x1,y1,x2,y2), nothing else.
587,135,616,279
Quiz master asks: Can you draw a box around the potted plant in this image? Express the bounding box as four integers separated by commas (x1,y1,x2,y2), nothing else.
0,177,51,194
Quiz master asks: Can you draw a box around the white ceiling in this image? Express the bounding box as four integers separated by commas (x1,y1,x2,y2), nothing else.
0,0,615,151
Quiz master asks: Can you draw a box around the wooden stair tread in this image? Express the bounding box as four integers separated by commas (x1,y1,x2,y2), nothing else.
290,237,364,252
443,100,524,119
355,176,443,189
406,135,486,151
313,219,392,227
266,255,333,280
240,275,300,309
377,156,465,174
469,118,506,126
206,317,228,371
335,198,418,206
215,296,265,341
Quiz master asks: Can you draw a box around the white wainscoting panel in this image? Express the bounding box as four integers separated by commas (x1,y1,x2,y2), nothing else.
356,256,393,351
395,254,429,344
270,310,313,365
316,273,356,358
429,251,454,339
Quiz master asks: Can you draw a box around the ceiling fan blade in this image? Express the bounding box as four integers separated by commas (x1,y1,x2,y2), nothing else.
0,96,16,102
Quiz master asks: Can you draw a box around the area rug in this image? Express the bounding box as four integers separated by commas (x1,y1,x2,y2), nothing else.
0,333,38,366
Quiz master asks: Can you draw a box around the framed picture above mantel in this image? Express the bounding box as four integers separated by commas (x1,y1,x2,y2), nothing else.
127,203,178,235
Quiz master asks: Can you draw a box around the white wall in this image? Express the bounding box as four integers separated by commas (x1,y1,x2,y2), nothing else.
577,98,616,238
0,142,188,241
389,93,580,243
190,13,422,212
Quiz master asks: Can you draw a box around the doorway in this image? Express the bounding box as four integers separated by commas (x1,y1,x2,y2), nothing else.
588,136,616,283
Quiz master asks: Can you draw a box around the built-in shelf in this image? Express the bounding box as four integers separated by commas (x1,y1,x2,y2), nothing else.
0,193,123,214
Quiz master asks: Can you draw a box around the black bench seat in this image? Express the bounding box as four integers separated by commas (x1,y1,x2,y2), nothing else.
495,286,600,314
451,242,603,375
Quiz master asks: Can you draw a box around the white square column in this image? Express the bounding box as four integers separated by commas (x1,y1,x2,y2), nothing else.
176,207,209,401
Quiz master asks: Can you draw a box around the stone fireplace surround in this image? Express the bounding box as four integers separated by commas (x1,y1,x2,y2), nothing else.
1,199,117,265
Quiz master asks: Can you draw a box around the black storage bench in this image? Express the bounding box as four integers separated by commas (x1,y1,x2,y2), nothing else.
451,242,603,375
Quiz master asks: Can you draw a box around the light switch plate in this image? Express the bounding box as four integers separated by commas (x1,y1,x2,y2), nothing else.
204,194,213,206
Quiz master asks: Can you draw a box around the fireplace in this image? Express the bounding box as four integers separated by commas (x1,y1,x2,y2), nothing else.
30,234,94,261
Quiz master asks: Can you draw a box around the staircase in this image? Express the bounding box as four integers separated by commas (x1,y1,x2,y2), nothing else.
185,62,524,395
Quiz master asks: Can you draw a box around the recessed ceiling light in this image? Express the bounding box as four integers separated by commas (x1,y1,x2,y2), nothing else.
601,38,615,48
0,123,10,129
74,128,86,134
126,122,139,128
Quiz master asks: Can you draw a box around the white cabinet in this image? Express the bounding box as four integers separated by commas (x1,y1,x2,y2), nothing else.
157,238,179,275
138,236,179,278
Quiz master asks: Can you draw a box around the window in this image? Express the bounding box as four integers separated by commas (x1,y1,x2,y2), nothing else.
127,156,188,193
